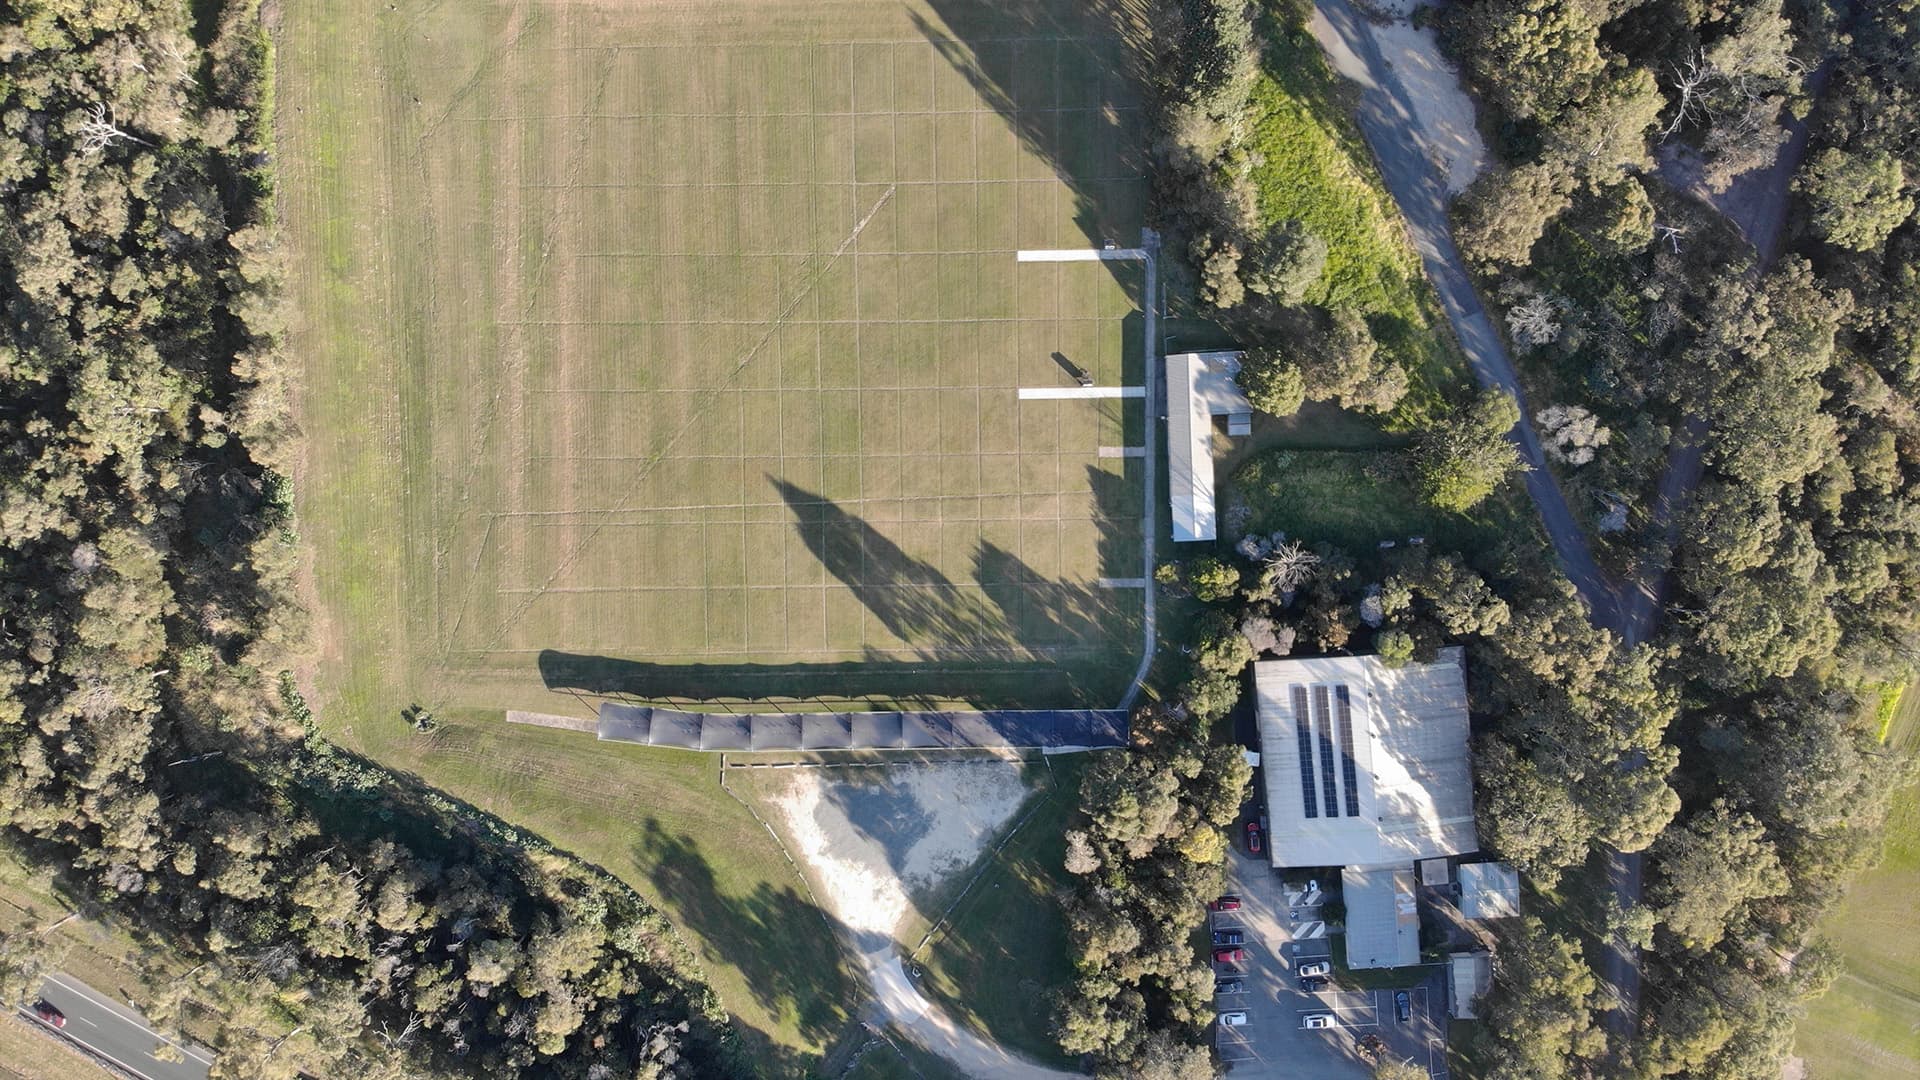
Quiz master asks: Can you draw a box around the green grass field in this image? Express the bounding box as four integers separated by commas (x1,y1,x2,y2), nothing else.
1795,697,1920,1078
1225,448,1526,558
282,0,1151,723
280,0,1153,1065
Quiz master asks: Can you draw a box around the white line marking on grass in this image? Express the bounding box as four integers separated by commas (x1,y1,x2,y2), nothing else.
454,184,896,666
1017,386,1143,400
1097,445,1145,458
1016,248,1147,261
1097,578,1149,589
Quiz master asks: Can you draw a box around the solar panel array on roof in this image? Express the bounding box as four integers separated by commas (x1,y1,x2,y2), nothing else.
593,704,1127,751
1293,685,1318,819
1314,685,1339,818
1337,685,1361,818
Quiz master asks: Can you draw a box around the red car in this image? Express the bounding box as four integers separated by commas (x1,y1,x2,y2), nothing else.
29,1000,65,1029
1209,895,1242,912
1212,947,1246,964
1245,821,1263,854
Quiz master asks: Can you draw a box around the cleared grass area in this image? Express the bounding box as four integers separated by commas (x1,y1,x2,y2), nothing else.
1225,448,1523,557
1249,4,1469,420
914,752,1093,1067
279,0,1154,1065
1796,715,1920,1078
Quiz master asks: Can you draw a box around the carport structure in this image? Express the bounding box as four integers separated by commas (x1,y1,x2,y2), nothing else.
596,702,1127,752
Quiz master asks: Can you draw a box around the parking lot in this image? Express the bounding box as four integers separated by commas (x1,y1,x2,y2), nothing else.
1211,844,1451,1078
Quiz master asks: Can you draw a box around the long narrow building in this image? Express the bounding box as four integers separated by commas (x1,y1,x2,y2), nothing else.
1165,351,1252,543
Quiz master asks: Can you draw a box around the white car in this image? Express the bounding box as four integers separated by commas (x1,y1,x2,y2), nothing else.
1219,1011,1249,1027
1297,960,1332,978
1302,1012,1337,1029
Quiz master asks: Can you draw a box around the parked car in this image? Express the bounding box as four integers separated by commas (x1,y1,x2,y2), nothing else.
1209,895,1242,912
1211,929,1244,946
29,1000,65,1029
1212,947,1246,964
1298,976,1330,991
1219,1011,1249,1027
1297,960,1331,978
1244,820,1263,854
1395,990,1412,1022
1215,979,1246,995
1302,1013,1337,1029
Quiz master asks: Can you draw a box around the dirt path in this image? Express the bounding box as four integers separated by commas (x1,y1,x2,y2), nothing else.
760,764,1076,1079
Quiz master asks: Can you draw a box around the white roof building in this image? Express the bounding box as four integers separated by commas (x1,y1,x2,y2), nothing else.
1459,861,1521,919
1450,951,1493,1019
1166,351,1251,543
1253,648,1479,870
1343,865,1420,969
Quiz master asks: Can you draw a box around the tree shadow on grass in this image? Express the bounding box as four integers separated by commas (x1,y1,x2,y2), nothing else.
634,818,863,1073
912,0,1155,279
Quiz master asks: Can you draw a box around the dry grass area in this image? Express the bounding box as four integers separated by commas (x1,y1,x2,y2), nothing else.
278,0,1153,1066
0,1016,117,1080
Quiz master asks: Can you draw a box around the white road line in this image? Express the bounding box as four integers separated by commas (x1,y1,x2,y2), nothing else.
1096,445,1146,458
1015,248,1147,261
1016,385,1145,400
41,975,213,1066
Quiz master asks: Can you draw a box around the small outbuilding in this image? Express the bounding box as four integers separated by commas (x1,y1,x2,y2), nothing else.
1166,351,1252,543
1449,951,1492,1019
1459,861,1521,920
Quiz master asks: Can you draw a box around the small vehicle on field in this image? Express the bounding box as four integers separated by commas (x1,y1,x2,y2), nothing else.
1395,990,1412,1022
1209,895,1241,912
1215,979,1246,995
1302,1013,1337,1029
1244,820,1263,854
1298,976,1330,991
1211,929,1244,946
1212,947,1247,965
1297,960,1331,978
1219,1011,1249,1027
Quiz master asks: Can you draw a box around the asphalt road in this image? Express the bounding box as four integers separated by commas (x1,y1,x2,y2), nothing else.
1308,0,1625,633
26,973,211,1080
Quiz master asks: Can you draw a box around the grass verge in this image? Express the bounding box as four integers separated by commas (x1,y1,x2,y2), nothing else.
1225,448,1523,559
1248,4,1471,422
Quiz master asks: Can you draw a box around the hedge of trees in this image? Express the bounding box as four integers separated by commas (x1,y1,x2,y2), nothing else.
0,4,739,1077
1432,1,1920,1076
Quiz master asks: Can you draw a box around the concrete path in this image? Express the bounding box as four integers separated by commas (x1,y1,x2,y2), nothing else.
1308,0,1623,630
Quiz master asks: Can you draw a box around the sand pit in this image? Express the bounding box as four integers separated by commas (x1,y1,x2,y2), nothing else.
761,760,1039,941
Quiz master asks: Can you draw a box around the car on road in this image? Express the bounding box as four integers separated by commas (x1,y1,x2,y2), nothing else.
1244,820,1262,854
1298,976,1329,991
1212,947,1246,964
1215,979,1246,995
1209,895,1241,912
1302,1013,1337,1029
1297,960,1331,978
1211,929,1244,945
28,1000,65,1029
1395,990,1411,1022
1219,1011,1249,1027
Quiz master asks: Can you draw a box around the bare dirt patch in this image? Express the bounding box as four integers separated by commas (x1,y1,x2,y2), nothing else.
759,760,1037,942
